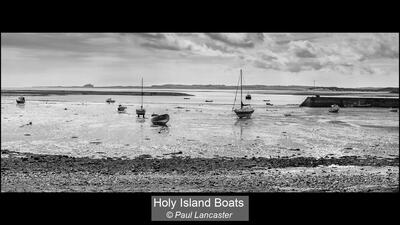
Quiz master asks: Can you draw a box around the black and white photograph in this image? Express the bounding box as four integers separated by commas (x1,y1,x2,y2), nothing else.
1,33,398,194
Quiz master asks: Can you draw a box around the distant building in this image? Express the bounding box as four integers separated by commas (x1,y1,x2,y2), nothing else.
83,84,94,88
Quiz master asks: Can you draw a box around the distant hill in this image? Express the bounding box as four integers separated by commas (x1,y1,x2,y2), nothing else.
83,84,94,88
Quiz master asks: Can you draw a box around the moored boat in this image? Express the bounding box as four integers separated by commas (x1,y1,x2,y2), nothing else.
117,104,127,112
245,94,251,100
329,104,339,113
151,114,169,125
232,69,254,119
16,96,25,104
136,77,146,117
106,98,115,103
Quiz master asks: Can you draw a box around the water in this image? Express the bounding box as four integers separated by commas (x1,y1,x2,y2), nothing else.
1,89,398,159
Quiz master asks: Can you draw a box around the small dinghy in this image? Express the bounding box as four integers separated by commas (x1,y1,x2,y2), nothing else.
266,102,273,106
329,104,339,113
16,96,25,104
117,104,127,112
151,114,169,125
263,99,270,102
106,98,115,103
245,94,251,100
205,100,213,102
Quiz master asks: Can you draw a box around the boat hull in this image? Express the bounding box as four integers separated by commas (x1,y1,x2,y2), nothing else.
234,108,254,118
151,114,169,125
117,106,127,112
136,109,146,117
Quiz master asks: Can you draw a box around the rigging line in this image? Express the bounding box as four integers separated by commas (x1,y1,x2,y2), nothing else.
232,71,241,111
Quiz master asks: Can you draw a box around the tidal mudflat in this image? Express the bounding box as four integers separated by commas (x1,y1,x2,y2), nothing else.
1,90,399,192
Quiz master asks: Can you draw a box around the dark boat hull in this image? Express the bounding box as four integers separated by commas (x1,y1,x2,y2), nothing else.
234,108,254,118
117,106,127,112
16,97,25,104
136,109,146,116
151,114,169,125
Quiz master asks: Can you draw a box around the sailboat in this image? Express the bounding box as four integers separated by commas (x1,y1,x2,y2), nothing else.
233,69,254,118
136,77,146,118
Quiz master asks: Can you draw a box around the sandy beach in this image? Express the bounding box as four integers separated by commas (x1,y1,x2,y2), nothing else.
1,89,399,192
1,149,398,192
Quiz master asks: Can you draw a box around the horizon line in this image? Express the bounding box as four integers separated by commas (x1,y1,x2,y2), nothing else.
1,84,399,89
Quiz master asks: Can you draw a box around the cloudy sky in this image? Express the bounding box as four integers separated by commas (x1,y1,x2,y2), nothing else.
1,33,398,88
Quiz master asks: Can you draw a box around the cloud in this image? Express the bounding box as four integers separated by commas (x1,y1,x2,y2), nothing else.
140,42,181,51
2,33,398,77
249,33,399,75
137,33,236,58
205,33,255,48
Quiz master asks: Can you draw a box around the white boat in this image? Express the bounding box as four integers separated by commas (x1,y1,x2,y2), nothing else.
136,77,146,118
232,69,254,118
329,104,339,113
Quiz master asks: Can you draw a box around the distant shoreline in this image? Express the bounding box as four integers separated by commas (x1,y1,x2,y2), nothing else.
27,85,399,93
0,90,193,97
1,89,398,98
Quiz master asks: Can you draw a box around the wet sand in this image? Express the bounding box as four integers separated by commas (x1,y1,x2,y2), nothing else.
1,150,398,192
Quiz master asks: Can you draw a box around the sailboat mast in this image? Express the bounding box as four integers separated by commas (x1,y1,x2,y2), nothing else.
240,69,243,108
141,77,143,108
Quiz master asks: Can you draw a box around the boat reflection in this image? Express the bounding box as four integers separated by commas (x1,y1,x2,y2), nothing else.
150,124,169,134
136,117,146,123
234,118,254,140
16,103,25,109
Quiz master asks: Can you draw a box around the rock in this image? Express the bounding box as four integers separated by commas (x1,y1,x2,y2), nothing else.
71,136,78,139
24,133,31,136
